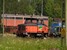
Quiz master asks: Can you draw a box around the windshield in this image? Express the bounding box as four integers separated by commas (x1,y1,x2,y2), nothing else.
25,18,38,24
24,18,47,26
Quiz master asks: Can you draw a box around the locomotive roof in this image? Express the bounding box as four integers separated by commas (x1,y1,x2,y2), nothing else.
2,14,48,19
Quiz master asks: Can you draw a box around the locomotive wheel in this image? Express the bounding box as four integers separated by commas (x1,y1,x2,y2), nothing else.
41,33,44,39
16,34,19,36
30,33,36,38
44,33,48,38
16,33,23,37
45,33,48,37
13,32,15,34
22,32,29,37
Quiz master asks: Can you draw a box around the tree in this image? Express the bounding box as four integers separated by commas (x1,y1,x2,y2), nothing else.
1,0,63,17
44,0,63,18
0,0,3,15
5,0,35,15
44,0,54,17
54,0,62,18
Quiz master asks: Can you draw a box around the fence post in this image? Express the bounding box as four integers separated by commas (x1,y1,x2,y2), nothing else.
66,0,67,47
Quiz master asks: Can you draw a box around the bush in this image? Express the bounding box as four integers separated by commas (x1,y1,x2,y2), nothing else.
0,24,3,33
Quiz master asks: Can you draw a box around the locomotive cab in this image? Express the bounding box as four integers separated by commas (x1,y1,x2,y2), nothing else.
16,17,48,37
16,24,28,37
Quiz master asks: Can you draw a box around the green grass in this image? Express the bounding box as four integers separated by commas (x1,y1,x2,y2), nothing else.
0,35,66,50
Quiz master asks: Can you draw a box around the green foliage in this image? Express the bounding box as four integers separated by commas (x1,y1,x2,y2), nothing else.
0,0,3,15
0,24,3,33
54,0,62,18
0,36,62,50
44,0,54,17
44,0,63,18
0,0,63,18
